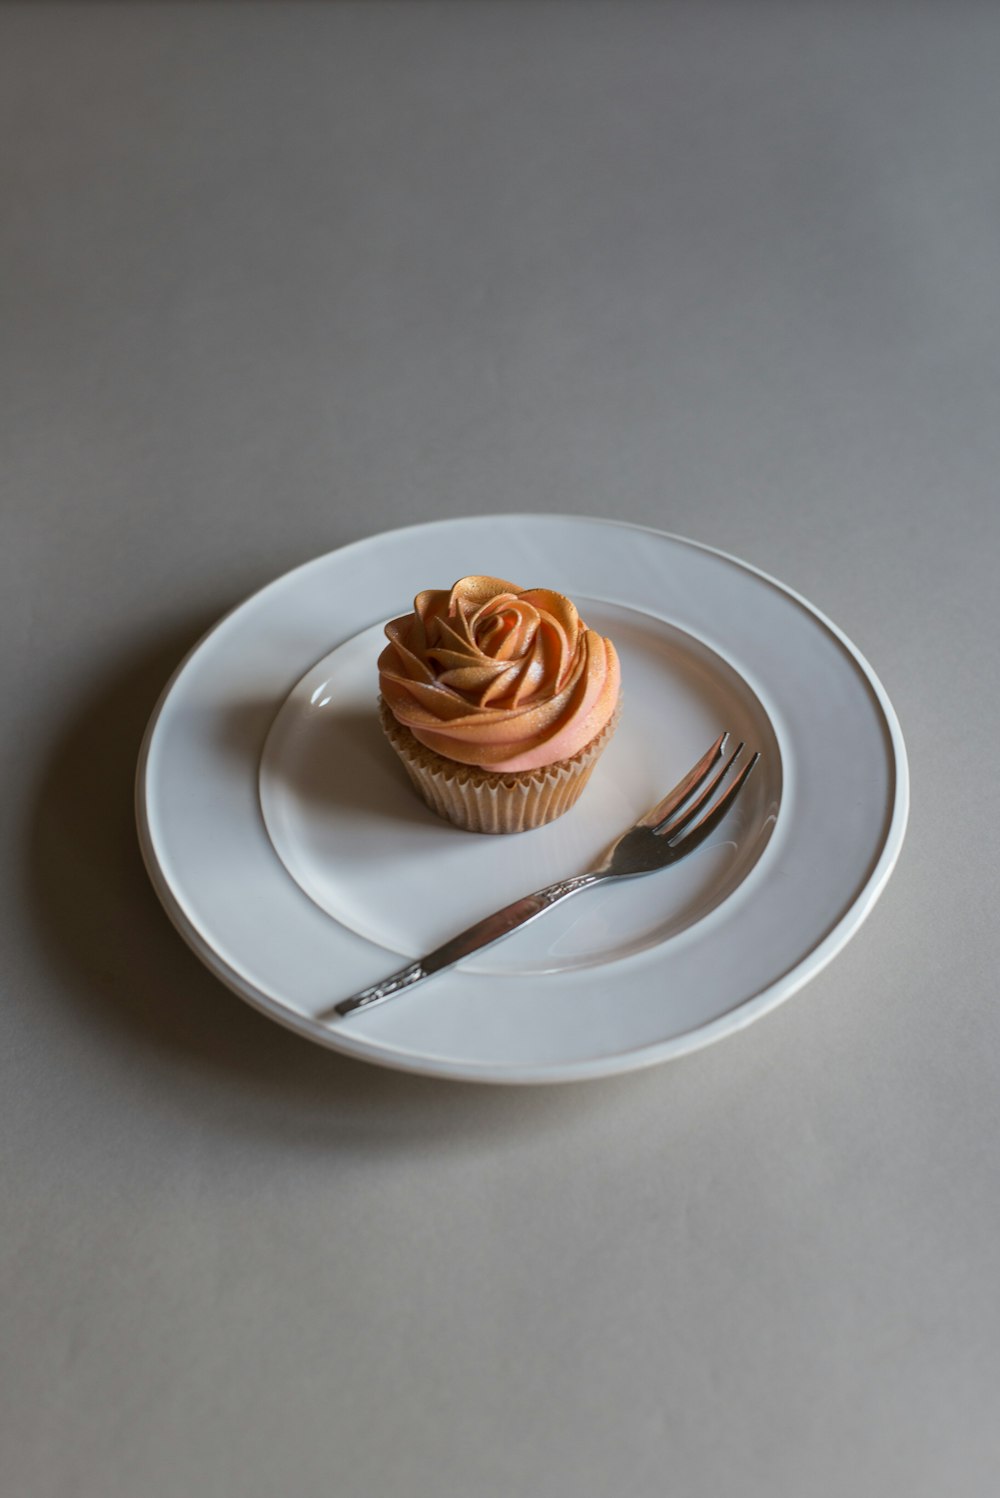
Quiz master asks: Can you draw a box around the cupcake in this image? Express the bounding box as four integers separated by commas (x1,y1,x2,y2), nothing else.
377,576,621,833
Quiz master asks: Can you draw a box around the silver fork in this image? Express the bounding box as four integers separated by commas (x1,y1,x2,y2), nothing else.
324,732,760,1020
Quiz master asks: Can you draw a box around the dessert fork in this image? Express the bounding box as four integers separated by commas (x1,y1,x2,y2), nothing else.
326,732,759,1019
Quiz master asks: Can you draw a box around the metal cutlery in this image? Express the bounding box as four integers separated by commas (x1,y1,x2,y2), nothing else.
324,731,759,1019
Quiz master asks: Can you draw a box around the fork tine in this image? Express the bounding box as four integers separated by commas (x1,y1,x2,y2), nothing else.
637,732,729,829
667,751,761,853
655,739,745,835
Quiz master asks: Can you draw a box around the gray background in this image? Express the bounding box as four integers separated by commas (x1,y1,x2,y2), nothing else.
3,3,998,1495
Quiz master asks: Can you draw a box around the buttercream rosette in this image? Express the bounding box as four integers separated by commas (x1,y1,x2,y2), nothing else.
377,576,621,833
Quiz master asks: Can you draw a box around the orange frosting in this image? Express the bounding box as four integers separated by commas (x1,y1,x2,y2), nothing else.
378,576,621,772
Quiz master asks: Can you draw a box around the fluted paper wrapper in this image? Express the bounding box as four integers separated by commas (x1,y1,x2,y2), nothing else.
378,697,621,834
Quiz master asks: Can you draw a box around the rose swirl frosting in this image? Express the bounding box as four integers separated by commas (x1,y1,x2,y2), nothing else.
378,576,621,773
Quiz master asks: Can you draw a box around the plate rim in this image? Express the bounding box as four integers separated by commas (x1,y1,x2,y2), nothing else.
135,514,910,1084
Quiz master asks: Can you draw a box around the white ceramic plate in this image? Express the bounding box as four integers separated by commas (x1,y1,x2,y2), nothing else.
136,516,908,1083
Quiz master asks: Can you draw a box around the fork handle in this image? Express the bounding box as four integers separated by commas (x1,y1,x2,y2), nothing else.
327,871,604,1018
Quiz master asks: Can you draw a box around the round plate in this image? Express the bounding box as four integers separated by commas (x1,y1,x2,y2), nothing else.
136,516,908,1083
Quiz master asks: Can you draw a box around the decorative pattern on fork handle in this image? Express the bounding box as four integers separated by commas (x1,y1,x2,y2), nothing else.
531,873,599,907
343,962,428,1014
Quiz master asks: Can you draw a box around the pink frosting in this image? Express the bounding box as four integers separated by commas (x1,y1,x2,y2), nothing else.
378,576,620,772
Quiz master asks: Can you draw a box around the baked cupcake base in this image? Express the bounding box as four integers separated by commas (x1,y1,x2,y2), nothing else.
378,697,621,834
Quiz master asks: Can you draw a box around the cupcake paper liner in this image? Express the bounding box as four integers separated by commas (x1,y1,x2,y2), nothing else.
378,697,621,834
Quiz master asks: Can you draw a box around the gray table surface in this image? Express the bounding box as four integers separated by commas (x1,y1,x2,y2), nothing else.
3,4,999,1495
